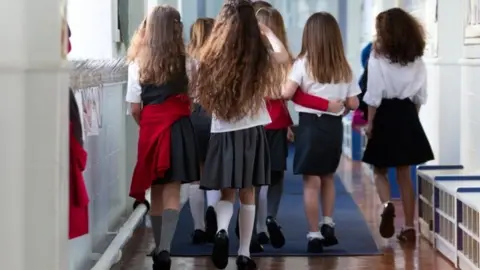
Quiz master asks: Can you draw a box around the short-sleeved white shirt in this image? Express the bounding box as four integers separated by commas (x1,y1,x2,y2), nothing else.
288,57,361,116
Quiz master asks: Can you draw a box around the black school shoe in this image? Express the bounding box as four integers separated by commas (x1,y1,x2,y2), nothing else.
307,238,324,253
205,206,218,243
212,230,230,269
320,224,339,247
191,229,208,244
266,216,285,248
379,202,396,238
257,232,270,245
152,250,171,270
236,255,257,270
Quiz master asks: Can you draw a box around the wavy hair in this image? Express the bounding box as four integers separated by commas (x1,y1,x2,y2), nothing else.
127,19,146,63
195,0,276,121
137,5,186,85
187,18,215,59
256,7,292,98
298,12,352,84
252,0,272,11
374,8,426,65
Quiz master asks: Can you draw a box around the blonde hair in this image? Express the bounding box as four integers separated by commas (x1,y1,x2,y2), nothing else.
256,7,292,98
187,18,215,59
298,12,352,83
127,19,146,63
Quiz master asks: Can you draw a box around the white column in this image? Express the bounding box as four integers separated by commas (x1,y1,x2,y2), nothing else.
344,0,363,76
0,0,69,269
422,0,464,164
67,0,117,58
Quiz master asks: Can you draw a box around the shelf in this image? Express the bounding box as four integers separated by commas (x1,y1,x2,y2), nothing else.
456,187,480,269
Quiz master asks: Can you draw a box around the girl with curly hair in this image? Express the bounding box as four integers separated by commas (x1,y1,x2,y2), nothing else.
185,17,218,245
126,5,200,270
282,12,361,253
193,0,290,268
362,8,433,244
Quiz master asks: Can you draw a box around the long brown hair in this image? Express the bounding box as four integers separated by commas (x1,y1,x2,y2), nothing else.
298,12,352,84
374,8,425,65
138,5,185,85
256,7,292,98
195,0,276,122
187,18,215,59
127,19,146,62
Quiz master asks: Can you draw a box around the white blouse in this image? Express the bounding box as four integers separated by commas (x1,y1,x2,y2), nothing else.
363,53,427,107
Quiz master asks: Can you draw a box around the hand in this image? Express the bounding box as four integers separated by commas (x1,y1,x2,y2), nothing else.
287,127,295,142
327,99,344,114
258,22,271,35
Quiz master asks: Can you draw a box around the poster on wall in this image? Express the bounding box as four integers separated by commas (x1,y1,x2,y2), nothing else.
81,88,102,136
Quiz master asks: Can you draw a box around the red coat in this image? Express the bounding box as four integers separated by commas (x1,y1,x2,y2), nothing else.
292,87,329,112
69,122,89,239
129,94,191,201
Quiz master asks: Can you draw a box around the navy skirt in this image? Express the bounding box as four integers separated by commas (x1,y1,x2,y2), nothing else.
190,103,212,163
293,113,343,176
200,125,271,190
153,116,200,185
265,128,288,172
362,98,434,167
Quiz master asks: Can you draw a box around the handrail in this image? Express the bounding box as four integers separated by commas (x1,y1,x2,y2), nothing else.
90,190,151,270
70,58,128,90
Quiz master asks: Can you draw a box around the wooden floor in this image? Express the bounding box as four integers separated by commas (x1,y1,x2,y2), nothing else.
113,158,455,270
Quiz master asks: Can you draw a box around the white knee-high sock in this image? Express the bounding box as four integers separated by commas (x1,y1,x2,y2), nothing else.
216,200,234,233
179,184,190,209
238,204,256,257
188,184,205,230
256,186,268,233
206,190,221,207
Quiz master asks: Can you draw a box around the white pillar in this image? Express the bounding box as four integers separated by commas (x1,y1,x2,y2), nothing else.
67,0,118,58
344,0,363,76
0,0,69,269
422,0,464,164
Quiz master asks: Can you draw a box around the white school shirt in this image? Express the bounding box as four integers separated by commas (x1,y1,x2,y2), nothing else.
210,103,271,133
125,62,142,104
363,53,427,107
288,57,361,116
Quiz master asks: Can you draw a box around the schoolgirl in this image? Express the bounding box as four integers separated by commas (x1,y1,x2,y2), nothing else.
282,12,360,253
126,5,200,270
194,0,290,268
362,8,433,243
186,17,217,244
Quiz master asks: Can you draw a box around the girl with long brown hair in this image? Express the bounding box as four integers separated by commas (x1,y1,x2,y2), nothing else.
126,5,199,270
282,12,360,253
362,8,433,243
194,0,290,268
185,17,217,245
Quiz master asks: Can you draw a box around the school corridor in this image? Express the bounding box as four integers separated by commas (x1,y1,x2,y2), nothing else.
1,0,479,269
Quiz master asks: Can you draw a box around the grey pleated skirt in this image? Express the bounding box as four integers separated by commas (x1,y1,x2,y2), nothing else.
293,113,343,176
200,125,271,190
190,103,212,163
153,116,200,185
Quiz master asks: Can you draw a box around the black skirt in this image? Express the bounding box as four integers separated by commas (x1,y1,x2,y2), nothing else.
362,98,434,167
293,113,343,176
265,128,288,172
200,125,271,190
190,103,212,163
153,116,200,185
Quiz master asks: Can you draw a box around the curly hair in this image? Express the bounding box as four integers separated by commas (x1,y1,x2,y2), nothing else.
137,5,186,85
127,19,146,63
298,12,352,84
256,7,292,98
187,18,215,59
374,8,426,65
194,0,276,122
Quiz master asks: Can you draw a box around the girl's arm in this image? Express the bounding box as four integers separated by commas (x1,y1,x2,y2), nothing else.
130,103,142,126
259,23,290,64
292,88,329,111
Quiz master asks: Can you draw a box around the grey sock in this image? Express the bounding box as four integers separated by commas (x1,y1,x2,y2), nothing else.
267,172,284,218
253,187,261,236
150,216,163,249
157,209,180,253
